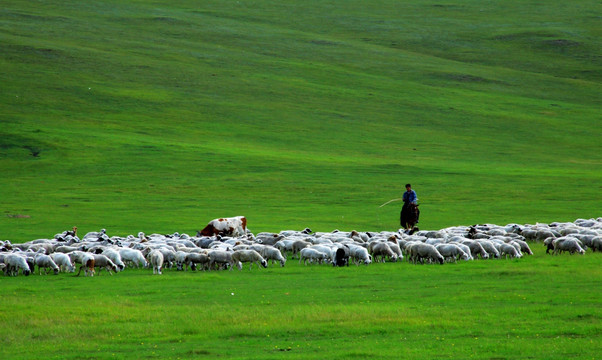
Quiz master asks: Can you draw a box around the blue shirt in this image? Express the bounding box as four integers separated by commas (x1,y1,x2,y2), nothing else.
403,190,417,204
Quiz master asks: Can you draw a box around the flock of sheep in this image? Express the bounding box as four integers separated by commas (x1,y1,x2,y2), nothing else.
1,217,601,277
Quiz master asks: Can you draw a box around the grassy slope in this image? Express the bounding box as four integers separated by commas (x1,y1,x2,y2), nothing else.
1,0,600,239
0,247,600,360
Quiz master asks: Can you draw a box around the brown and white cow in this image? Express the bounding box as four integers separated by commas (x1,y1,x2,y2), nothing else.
199,216,247,237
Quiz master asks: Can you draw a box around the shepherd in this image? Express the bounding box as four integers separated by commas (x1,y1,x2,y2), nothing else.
400,183,420,234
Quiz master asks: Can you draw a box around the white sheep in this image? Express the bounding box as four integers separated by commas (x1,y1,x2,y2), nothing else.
207,250,234,270
231,250,268,270
70,251,96,277
259,246,286,267
50,253,75,273
299,248,329,265
435,244,471,263
407,243,444,265
118,248,148,268
185,252,210,271
102,248,125,271
93,254,119,275
553,237,586,255
512,239,533,255
476,240,501,259
175,251,189,271
291,240,311,259
370,242,398,263
150,249,164,274
349,246,372,265
34,254,60,275
4,254,31,276
499,243,522,259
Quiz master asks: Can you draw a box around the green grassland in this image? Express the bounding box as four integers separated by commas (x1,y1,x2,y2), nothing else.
1,1,601,359
1,0,600,241
1,247,601,360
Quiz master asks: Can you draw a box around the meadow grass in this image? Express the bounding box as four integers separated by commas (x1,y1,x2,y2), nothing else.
1,247,600,359
1,0,600,241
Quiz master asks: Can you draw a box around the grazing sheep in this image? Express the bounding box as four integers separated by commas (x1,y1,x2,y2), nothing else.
232,250,268,270
118,248,148,268
150,250,164,275
82,228,107,241
299,248,329,265
185,253,210,271
207,250,234,270
102,248,125,271
175,251,189,271
34,254,60,275
499,243,522,259
255,232,284,246
349,246,372,265
435,244,471,263
553,237,586,255
4,254,31,276
407,243,444,265
543,237,556,254
451,242,474,260
93,254,119,275
370,242,398,263
70,251,96,277
291,240,311,259
512,239,533,255
50,253,75,273
591,236,602,252
476,240,500,259
259,246,286,267
54,245,82,253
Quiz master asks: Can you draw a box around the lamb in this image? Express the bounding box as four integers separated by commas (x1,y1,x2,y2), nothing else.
435,244,471,263
118,248,148,268
299,248,329,265
50,253,75,273
231,250,268,270
4,254,31,276
259,246,286,267
34,254,60,275
207,250,234,270
407,243,444,265
150,249,164,274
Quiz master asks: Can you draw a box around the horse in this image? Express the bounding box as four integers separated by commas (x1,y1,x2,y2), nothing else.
400,203,420,234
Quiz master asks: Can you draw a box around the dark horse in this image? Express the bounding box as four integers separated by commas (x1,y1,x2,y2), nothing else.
400,203,420,234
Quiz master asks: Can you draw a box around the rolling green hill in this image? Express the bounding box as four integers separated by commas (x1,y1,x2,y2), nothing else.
1,0,600,241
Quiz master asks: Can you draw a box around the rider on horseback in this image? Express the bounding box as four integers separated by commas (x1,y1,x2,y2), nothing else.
400,184,420,233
